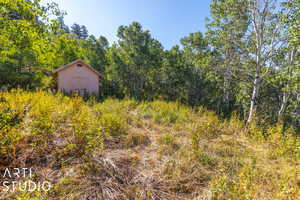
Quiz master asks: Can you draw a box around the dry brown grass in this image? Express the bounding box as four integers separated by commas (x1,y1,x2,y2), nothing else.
0,91,299,200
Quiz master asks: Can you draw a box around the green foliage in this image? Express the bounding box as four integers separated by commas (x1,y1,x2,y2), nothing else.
1,0,299,129
0,90,105,164
211,164,299,200
70,101,104,156
0,0,299,198
105,22,164,100
0,0,58,88
137,100,191,125
0,99,23,133
99,113,127,137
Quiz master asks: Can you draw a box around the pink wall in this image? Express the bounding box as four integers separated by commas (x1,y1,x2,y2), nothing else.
57,62,99,95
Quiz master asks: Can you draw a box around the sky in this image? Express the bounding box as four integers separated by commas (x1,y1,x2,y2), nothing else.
45,0,212,49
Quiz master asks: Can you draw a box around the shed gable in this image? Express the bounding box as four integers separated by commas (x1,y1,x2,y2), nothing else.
53,60,101,96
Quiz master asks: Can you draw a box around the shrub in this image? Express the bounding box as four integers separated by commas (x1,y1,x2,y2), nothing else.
0,105,23,133
0,95,25,160
137,101,191,125
94,98,137,116
0,90,106,162
189,113,222,151
69,101,104,156
267,124,300,159
100,113,127,137
210,164,300,200
0,128,23,161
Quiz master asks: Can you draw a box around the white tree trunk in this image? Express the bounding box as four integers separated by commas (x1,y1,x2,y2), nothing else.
247,74,260,123
278,92,289,121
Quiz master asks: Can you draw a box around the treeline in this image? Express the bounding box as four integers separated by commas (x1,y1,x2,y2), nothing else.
0,0,299,128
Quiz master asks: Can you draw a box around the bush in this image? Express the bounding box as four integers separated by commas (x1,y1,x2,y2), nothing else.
70,102,104,156
0,95,25,160
267,124,300,159
137,100,191,125
99,113,127,137
0,90,105,164
0,105,23,133
189,111,222,151
210,164,300,200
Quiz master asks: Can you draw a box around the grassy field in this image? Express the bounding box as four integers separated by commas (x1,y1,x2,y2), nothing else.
0,90,299,200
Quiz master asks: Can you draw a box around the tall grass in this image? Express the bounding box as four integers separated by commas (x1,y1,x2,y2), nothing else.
0,90,299,200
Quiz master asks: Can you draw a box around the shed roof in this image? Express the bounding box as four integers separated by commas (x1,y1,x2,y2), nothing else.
53,59,103,77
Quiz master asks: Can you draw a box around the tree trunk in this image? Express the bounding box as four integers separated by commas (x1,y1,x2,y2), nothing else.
223,49,233,112
278,92,289,121
277,47,295,121
223,49,234,112
223,64,231,112
247,75,260,124
247,2,263,124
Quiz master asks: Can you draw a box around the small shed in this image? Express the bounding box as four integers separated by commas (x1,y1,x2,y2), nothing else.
53,59,102,96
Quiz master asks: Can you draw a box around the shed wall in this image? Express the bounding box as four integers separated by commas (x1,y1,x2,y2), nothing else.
57,63,99,95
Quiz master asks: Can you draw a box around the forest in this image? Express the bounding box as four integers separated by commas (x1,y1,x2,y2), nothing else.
1,0,300,128
0,0,300,199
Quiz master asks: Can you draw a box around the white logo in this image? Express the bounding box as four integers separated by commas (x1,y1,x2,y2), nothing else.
1,168,52,192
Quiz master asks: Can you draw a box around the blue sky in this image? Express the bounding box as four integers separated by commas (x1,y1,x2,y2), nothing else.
47,0,212,49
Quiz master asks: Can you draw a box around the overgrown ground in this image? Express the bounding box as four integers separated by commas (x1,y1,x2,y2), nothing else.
0,90,299,200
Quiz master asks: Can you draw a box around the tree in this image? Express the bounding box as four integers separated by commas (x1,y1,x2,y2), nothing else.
71,23,82,38
160,45,192,103
206,0,249,113
82,35,108,72
274,0,300,123
243,0,283,123
71,24,89,39
0,0,59,88
179,32,219,108
80,25,89,39
57,16,70,33
106,22,164,100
